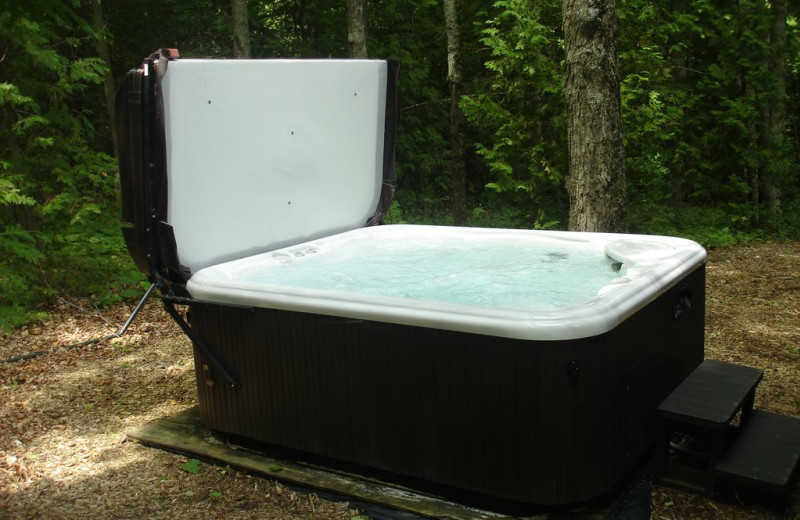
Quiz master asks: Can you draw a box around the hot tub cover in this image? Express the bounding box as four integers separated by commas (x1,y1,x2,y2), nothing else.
116,52,398,290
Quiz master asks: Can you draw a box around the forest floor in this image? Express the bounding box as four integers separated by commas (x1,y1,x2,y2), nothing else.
1,241,799,520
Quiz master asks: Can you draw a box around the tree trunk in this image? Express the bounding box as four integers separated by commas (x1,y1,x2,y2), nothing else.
346,0,368,58
745,0,768,222
443,0,468,225
91,0,118,158
231,0,251,58
764,0,787,215
562,0,626,232
745,73,761,220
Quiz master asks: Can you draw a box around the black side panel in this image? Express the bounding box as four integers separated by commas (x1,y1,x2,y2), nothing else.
115,69,149,275
187,265,705,507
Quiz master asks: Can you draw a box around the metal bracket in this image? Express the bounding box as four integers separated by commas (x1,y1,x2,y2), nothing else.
162,298,239,389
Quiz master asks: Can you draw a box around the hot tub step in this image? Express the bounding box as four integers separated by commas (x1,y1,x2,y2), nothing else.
656,360,763,429
654,360,763,493
714,410,800,495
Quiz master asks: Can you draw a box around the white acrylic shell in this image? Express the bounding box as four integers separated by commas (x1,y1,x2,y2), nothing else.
187,225,707,341
160,59,388,272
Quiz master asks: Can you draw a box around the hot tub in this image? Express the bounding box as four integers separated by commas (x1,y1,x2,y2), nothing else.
116,51,706,507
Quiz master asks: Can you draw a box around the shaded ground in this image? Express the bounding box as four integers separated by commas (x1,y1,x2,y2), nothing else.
651,241,800,519
1,241,799,519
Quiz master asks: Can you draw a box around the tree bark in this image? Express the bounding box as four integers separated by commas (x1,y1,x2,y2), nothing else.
764,0,787,215
443,0,468,225
346,0,368,58
745,0,768,221
91,0,118,158
562,0,626,232
231,0,251,58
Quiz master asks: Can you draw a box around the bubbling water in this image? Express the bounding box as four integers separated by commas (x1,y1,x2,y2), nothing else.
242,234,627,311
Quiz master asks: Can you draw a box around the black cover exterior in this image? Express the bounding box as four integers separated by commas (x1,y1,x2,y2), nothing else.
368,60,399,226
187,265,705,507
115,53,183,292
115,67,148,275
115,54,400,290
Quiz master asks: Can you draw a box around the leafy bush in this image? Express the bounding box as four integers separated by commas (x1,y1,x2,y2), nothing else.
0,209,147,331
50,217,149,307
627,201,800,249
0,2,147,330
0,226,49,329
461,0,567,221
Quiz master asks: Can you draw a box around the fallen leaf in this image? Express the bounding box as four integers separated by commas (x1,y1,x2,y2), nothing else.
179,459,201,474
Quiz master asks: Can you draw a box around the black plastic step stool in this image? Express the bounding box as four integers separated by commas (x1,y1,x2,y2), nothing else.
654,359,763,493
715,409,800,495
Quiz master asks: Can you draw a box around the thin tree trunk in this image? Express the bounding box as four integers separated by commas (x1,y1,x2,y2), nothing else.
562,0,626,232
91,0,117,158
746,0,768,221
745,73,761,220
346,0,368,58
765,0,787,215
443,0,468,225
231,0,251,58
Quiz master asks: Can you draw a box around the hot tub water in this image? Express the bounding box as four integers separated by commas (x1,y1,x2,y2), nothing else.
243,234,627,311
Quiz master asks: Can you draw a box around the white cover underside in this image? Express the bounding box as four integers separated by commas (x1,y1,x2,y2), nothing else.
186,225,707,341
161,59,388,273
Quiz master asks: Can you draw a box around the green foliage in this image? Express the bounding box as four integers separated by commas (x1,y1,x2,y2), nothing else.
384,200,405,224
628,201,777,249
52,217,148,306
0,225,48,329
367,1,452,213
617,0,799,235
0,0,144,329
2,0,799,331
180,459,202,474
461,0,567,223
